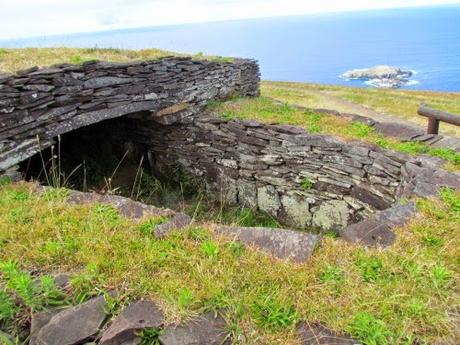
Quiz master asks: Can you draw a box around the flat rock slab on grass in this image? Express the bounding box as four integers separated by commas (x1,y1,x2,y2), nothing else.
99,300,164,345
154,213,192,238
30,309,62,345
298,322,361,345
376,201,416,227
52,273,72,290
34,294,109,345
66,190,175,219
159,311,230,345
373,122,422,141
340,202,416,247
340,218,395,247
216,226,320,262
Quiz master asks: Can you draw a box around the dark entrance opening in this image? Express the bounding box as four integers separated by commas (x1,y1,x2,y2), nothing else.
19,115,148,194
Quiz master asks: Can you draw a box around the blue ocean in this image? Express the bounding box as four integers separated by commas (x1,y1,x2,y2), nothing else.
2,5,460,91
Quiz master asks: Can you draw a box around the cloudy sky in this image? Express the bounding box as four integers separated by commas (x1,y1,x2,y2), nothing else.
1,0,459,40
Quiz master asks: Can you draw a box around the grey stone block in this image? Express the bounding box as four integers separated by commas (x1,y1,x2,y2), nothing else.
216,226,320,262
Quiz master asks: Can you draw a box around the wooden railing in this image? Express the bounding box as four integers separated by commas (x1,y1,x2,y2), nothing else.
417,103,460,135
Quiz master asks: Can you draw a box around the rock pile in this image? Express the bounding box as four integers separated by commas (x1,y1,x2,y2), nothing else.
29,294,229,345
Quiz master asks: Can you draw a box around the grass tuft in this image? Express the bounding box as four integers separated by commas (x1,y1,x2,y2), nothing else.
348,311,390,345
251,293,298,330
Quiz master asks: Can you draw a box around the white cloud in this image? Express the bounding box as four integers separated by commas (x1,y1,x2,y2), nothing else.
0,0,459,40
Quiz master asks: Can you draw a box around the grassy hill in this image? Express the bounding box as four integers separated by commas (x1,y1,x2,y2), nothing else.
1,180,459,345
262,81,460,136
1,48,460,344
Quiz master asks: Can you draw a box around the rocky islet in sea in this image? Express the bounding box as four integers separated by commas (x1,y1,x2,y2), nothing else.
341,65,414,89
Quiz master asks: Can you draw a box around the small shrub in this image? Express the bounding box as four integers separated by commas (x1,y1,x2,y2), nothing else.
200,240,219,258
300,178,312,190
348,311,390,345
406,298,427,318
139,328,162,345
103,293,125,316
251,293,298,330
0,290,17,322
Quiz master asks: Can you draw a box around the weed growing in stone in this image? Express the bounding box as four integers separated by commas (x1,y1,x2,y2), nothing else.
139,328,162,345
300,178,312,190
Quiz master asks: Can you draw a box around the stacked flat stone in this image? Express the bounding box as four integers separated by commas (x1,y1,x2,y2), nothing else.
136,113,460,231
0,57,260,173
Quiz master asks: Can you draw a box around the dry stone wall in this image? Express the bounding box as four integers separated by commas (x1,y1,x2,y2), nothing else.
2,57,459,233
132,114,415,230
137,111,460,232
0,57,259,173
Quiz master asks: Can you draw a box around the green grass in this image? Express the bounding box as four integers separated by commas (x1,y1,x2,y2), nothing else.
0,259,68,337
0,47,234,74
300,178,313,191
1,182,459,344
139,327,162,345
209,97,460,171
262,81,460,136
